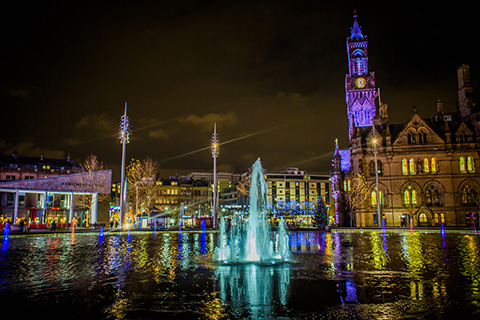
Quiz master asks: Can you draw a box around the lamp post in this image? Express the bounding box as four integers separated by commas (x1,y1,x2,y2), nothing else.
118,102,131,229
372,132,381,228
211,123,219,228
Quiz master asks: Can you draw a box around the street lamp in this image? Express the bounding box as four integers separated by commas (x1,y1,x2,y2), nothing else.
372,133,381,228
211,123,219,228
118,102,131,229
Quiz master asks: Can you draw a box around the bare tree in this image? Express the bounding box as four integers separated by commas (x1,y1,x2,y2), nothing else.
127,158,159,220
342,173,368,227
76,154,110,225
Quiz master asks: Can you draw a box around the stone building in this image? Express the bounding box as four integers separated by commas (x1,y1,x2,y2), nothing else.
331,16,480,228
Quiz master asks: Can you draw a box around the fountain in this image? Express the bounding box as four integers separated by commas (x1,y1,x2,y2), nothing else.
214,158,292,264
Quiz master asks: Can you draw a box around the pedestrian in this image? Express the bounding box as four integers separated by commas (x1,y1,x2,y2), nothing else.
50,220,56,232
19,219,24,232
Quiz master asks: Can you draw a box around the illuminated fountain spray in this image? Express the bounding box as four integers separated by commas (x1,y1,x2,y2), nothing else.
214,158,292,264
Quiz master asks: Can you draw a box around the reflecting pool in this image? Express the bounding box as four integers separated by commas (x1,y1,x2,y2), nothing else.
1,230,479,319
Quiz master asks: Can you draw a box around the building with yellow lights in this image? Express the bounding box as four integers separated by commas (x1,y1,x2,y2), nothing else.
331,16,480,228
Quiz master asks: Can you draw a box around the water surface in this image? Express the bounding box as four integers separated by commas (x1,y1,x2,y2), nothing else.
1,230,479,319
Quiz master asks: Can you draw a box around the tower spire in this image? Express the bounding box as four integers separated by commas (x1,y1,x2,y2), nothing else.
350,10,363,40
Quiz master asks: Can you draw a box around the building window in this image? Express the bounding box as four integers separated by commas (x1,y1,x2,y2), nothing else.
418,130,428,144
402,158,408,175
467,156,475,173
404,185,417,205
409,158,416,175
426,188,441,206
371,190,384,207
434,213,445,224
423,158,430,173
418,212,428,223
462,186,478,206
369,160,382,176
377,161,383,175
459,156,466,173
431,157,437,174
407,132,417,144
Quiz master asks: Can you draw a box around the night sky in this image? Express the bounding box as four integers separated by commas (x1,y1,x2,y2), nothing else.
1,2,478,179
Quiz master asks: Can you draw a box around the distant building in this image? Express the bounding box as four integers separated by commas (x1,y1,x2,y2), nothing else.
0,170,111,227
267,167,330,205
331,16,480,228
189,171,241,190
0,151,82,181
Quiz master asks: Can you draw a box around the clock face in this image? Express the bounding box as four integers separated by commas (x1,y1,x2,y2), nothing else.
355,77,366,89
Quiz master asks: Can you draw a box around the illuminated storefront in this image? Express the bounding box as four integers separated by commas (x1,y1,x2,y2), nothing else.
0,170,111,228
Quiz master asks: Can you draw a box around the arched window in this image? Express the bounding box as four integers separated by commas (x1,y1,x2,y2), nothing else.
462,186,478,205
407,132,417,144
409,158,416,175
467,156,475,173
402,158,408,175
433,189,440,205
404,185,417,205
404,189,410,205
369,160,375,176
431,157,437,174
423,158,430,173
459,157,467,173
426,187,441,206
371,190,384,207
418,212,428,223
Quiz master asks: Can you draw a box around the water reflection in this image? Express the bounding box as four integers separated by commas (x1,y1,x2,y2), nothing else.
0,230,480,319
216,263,291,318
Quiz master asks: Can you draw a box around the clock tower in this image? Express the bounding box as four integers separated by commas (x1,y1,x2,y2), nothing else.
345,14,378,139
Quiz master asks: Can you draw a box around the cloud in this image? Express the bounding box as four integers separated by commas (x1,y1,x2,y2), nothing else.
0,137,65,159
180,112,237,131
75,113,117,134
148,128,169,139
65,138,81,146
4,88,34,101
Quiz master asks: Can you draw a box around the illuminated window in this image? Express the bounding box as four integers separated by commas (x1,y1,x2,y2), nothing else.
404,189,410,205
431,157,437,174
402,158,408,175
371,190,384,207
404,185,417,205
467,156,475,173
459,156,466,173
423,158,430,173
418,212,428,223
412,189,417,204
409,158,416,175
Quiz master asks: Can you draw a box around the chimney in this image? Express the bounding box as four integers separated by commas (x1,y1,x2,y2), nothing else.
40,152,44,161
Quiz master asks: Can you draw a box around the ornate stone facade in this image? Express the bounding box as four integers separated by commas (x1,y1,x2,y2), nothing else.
331,17,480,228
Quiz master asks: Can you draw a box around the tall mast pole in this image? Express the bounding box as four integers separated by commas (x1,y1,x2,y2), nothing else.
374,89,381,227
119,102,131,229
211,123,219,229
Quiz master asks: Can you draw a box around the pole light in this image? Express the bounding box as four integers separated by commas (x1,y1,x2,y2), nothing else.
118,102,131,229
211,123,219,229
372,134,381,227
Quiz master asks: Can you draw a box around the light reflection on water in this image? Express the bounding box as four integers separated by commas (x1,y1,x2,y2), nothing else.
0,230,479,319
